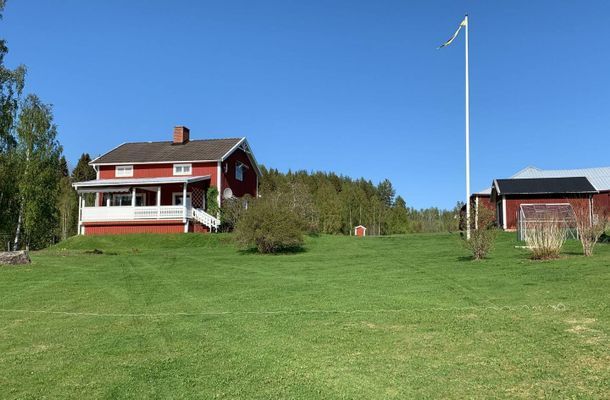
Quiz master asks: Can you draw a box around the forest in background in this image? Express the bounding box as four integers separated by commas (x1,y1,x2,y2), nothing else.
258,167,462,236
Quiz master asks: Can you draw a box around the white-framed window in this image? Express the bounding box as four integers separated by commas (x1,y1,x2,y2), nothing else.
172,192,192,207
173,163,192,176
235,162,246,181
115,165,133,177
103,193,144,206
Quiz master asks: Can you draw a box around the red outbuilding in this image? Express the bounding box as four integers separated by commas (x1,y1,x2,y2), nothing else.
354,225,367,237
73,126,261,235
470,166,610,231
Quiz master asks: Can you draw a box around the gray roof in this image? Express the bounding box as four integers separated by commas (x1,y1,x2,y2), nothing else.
475,165,610,195
92,138,243,164
511,166,610,192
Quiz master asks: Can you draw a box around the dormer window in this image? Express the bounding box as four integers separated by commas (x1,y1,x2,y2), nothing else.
235,162,246,181
173,163,192,176
115,165,133,177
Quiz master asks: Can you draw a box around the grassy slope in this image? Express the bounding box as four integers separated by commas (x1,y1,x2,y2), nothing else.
0,233,609,399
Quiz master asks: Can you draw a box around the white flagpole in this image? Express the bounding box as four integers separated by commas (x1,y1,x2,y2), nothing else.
464,15,471,240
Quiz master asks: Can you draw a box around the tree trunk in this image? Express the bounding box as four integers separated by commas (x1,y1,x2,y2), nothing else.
13,203,23,251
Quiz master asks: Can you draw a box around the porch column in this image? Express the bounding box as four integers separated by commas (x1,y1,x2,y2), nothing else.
95,193,99,207
131,187,136,207
182,182,187,221
157,186,161,219
78,193,83,235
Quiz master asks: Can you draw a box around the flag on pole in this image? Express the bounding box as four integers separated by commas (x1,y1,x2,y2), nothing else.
437,16,467,49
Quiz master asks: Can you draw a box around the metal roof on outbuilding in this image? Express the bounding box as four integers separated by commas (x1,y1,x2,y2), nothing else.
475,166,610,195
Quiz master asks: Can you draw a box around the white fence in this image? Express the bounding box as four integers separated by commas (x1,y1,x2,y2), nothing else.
81,206,185,222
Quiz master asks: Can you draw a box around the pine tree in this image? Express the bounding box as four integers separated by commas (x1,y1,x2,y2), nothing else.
71,153,96,182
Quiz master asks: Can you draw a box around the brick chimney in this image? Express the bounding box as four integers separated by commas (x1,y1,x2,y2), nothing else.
173,126,190,144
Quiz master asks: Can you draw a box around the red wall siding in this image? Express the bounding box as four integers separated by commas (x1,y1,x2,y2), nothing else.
474,195,494,211
504,196,592,230
220,148,258,201
593,191,610,213
83,220,185,235
99,162,218,182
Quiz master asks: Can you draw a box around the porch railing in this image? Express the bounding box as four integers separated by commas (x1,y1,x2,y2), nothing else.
81,206,185,222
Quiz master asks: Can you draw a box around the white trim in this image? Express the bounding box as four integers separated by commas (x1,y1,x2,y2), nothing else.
182,183,187,222
219,137,262,178
115,165,133,177
89,142,127,165
78,194,83,235
474,196,479,230
235,161,246,181
217,161,222,207
73,175,211,189
220,138,245,162
502,196,507,230
173,163,192,176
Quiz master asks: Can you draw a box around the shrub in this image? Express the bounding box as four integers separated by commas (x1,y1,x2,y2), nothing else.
234,193,305,253
462,205,497,260
524,218,567,260
572,203,608,257
221,194,252,231
206,186,219,216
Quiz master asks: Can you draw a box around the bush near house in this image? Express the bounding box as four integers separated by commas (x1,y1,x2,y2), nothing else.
234,192,306,253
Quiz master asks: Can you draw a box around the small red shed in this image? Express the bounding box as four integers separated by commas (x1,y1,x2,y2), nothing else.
354,225,367,237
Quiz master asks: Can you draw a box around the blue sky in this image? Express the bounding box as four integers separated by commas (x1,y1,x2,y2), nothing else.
3,1,610,209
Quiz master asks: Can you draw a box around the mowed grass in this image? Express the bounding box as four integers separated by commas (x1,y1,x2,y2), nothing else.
1,233,609,399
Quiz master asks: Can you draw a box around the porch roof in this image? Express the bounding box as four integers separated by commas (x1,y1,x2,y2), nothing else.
73,175,211,190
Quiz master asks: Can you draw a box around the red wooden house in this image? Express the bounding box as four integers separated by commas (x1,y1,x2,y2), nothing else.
73,126,260,235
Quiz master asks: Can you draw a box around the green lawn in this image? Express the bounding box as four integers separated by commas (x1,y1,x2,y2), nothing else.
1,233,609,399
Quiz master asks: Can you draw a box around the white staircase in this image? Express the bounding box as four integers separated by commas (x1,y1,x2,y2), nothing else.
191,208,221,231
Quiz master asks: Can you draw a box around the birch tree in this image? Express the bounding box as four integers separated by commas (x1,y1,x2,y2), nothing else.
13,95,62,249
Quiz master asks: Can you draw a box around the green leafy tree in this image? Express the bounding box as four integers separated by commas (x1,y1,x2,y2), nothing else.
387,196,409,234
13,94,62,250
315,182,342,234
0,0,27,243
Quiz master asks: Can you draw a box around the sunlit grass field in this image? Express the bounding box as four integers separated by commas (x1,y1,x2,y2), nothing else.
1,233,609,398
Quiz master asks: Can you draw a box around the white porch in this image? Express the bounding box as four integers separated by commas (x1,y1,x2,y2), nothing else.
73,175,220,233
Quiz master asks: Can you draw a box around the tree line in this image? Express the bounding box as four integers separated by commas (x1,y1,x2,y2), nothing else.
257,167,463,235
